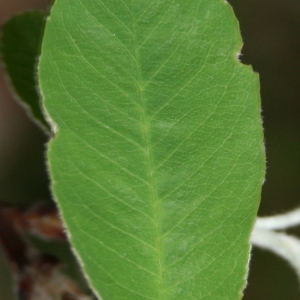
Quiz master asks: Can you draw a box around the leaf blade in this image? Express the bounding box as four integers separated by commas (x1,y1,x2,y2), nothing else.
1,12,49,131
39,0,265,299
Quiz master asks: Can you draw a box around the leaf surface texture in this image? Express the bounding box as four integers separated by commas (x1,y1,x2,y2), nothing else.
39,0,265,299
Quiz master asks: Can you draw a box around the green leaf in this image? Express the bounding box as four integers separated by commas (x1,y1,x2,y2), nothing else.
1,12,49,132
39,0,265,299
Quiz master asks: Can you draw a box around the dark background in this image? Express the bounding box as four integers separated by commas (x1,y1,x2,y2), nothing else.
0,0,300,299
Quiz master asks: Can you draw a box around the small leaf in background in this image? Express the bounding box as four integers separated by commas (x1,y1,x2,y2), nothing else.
39,0,265,299
1,12,49,132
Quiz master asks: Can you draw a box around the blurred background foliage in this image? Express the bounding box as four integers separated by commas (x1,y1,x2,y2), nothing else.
0,0,299,299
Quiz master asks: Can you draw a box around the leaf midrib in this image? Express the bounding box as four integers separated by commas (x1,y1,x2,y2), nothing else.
130,3,163,299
